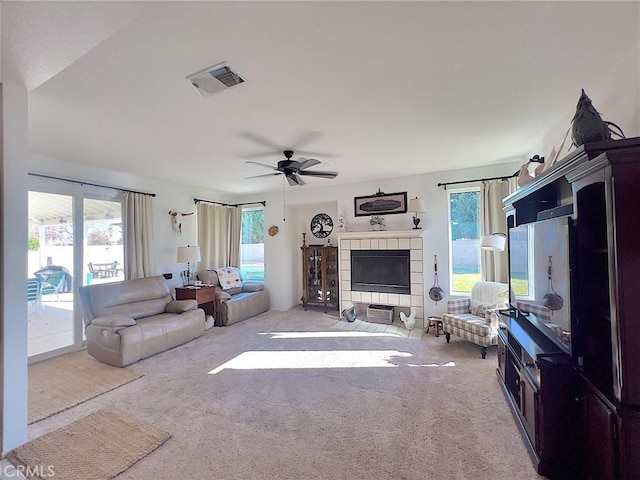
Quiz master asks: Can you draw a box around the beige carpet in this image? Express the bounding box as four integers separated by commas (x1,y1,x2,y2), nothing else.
29,350,143,424
26,308,545,479
14,406,170,480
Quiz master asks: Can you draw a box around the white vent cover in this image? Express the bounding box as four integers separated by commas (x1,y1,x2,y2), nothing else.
187,62,245,98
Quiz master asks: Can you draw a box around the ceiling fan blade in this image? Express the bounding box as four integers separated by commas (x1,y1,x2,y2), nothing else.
297,170,338,179
286,173,305,186
245,172,282,180
246,161,278,171
297,158,321,170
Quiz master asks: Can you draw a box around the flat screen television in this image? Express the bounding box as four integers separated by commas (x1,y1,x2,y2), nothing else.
509,215,573,353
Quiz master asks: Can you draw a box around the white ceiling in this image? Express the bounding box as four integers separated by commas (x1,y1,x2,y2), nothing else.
4,1,639,195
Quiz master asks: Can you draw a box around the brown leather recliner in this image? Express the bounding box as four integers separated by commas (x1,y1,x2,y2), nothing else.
79,276,205,367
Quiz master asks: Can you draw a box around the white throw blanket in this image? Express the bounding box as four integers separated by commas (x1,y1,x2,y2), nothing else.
214,267,242,290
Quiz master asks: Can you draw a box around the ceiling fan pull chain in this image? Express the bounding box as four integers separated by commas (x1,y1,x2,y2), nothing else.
282,175,286,221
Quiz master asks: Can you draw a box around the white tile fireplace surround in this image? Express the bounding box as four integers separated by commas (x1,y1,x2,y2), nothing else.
337,230,426,328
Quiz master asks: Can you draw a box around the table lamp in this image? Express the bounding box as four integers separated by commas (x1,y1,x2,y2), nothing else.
408,197,427,229
177,245,201,285
480,233,506,251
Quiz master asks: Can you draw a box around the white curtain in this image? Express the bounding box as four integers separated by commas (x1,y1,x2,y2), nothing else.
122,191,155,279
197,203,242,270
480,180,514,283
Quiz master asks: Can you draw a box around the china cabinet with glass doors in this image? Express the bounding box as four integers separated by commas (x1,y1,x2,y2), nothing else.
301,245,338,312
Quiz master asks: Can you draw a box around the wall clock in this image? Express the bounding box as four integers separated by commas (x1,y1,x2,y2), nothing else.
310,213,333,238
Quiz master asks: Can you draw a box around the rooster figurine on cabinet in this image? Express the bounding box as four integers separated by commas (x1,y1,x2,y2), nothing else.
342,305,357,323
400,309,416,331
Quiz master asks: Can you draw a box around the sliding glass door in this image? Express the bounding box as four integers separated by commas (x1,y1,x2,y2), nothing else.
83,198,124,287
27,191,75,357
27,177,122,361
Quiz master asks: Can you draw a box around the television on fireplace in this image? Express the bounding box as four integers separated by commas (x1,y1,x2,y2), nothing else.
509,215,573,353
351,249,410,295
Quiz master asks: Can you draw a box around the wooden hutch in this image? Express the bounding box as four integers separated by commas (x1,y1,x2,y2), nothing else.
500,138,640,479
301,244,339,312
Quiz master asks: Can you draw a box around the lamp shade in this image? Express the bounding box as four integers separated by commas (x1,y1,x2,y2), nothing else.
408,197,427,213
177,245,201,263
480,234,506,252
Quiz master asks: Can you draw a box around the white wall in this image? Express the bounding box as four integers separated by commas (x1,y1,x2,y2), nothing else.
236,161,522,315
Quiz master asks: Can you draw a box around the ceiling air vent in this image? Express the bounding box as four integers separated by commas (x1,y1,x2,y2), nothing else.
187,62,245,98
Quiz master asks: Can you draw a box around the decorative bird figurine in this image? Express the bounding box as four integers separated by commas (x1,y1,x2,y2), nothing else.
571,89,624,147
342,305,357,322
517,163,535,187
399,309,416,331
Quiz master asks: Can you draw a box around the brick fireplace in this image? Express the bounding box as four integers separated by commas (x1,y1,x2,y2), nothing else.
336,230,426,328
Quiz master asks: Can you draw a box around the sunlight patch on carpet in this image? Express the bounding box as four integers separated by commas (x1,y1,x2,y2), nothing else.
209,350,412,374
262,331,403,339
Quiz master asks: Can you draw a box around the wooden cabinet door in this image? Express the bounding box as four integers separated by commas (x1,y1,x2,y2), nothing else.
497,333,507,381
581,388,618,480
520,372,538,447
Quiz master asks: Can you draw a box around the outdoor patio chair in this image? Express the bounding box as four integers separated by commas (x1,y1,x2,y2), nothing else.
27,277,42,310
39,271,67,301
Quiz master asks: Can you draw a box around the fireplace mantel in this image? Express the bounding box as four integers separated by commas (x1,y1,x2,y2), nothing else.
336,230,425,240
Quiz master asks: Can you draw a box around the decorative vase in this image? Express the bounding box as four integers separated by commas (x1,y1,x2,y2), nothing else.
372,224,380,231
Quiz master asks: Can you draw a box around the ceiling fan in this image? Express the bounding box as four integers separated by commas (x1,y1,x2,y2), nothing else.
245,150,338,186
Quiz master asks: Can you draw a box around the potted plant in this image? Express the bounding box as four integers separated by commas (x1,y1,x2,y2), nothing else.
369,215,386,231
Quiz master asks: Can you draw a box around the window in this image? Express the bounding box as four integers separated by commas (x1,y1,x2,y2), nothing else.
448,188,480,293
240,207,264,281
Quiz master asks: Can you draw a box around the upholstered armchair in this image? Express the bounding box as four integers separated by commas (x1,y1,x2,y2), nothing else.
442,281,509,358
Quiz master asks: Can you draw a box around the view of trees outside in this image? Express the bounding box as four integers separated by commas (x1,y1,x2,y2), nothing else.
241,209,265,280
449,189,480,292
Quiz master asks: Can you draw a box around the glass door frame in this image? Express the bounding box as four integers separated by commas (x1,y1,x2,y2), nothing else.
28,175,121,363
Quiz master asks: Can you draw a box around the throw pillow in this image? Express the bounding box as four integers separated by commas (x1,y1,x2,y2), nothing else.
91,314,136,328
470,300,496,316
214,267,242,290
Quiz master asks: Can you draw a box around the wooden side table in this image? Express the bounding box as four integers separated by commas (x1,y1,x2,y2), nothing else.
175,286,217,324
426,315,443,337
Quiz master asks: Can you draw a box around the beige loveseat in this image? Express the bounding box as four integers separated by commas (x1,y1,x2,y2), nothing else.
198,268,270,326
79,276,205,367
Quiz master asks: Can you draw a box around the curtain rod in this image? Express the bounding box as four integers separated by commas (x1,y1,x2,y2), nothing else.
437,172,518,189
28,173,156,197
194,197,266,207
439,155,544,189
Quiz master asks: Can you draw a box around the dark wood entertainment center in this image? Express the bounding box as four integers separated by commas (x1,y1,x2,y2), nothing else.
500,138,640,479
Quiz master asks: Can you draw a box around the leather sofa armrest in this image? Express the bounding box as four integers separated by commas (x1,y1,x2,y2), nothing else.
242,282,264,293
166,299,198,313
217,290,232,302
91,314,136,328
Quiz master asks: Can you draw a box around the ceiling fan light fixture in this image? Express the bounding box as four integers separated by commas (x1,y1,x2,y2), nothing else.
245,149,338,186
187,62,245,98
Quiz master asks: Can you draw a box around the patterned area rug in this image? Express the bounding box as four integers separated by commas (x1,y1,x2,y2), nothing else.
13,406,170,480
29,350,143,424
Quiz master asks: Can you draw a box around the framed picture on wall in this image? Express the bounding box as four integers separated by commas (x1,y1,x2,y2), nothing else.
354,191,408,217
